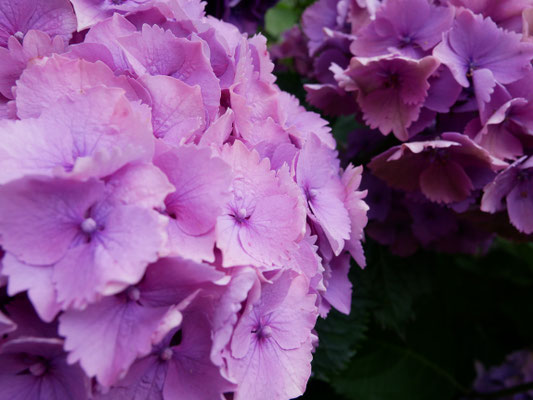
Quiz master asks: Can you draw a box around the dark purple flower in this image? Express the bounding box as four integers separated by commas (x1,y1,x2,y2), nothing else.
350,0,454,58
336,55,439,140
433,9,533,114
482,156,533,233
369,132,507,203
0,337,89,400
472,349,533,399
450,0,533,32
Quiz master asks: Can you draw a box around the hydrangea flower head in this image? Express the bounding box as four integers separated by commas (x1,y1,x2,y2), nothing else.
336,55,439,140
350,0,454,58
433,9,533,111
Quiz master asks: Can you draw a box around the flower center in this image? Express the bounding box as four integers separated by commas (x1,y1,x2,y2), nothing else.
398,35,412,48
13,31,24,42
29,361,47,377
384,73,400,89
304,186,317,203
160,347,173,361
80,217,98,234
232,207,250,223
127,286,141,302
252,325,273,340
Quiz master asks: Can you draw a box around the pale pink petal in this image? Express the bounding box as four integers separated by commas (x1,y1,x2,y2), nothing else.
0,177,104,265
3,254,60,322
59,296,174,386
139,74,205,144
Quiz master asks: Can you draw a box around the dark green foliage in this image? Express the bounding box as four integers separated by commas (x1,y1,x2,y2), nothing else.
304,239,533,400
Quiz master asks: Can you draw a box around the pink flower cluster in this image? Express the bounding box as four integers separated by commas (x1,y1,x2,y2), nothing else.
0,0,368,399
278,0,533,254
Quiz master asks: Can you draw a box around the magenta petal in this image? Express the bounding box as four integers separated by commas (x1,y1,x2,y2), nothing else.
297,134,350,255
140,257,226,307
15,55,143,119
425,66,463,113
0,0,76,47
0,310,15,336
94,353,168,400
0,337,89,400
198,108,234,147
59,296,175,386
70,0,154,30
0,177,104,265
166,223,218,262
231,337,314,400
83,13,137,72
419,160,474,203
227,273,317,399
53,205,167,309
217,142,305,268
0,86,154,183
118,24,220,122
323,254,352,315
342,165,368,268
0,30,65,100
156,145,231,237
434,9,533,87
139,74,205,143
106,163,174,210
3,254,60,322
163,302,235,400
473,68,497,115
506,181,533,234
340,56,438,140
239,194,303,266
481,166,520,213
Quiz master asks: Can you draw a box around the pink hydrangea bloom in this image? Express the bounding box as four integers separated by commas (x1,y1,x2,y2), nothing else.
0,1,368,399
224,272,318,400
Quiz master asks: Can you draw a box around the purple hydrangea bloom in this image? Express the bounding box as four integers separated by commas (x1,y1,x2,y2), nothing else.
369,132,506,204
471,349,533,399
0,337,89,400
482,156,533,234
0,0,369,398
350,0,454,58
336,55,439,140
433,9,533,114
450,0,533,32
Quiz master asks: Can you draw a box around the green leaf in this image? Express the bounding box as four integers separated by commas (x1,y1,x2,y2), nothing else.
312,300,372,381
264,3,300,40
330,338,459,400
365,248,432,335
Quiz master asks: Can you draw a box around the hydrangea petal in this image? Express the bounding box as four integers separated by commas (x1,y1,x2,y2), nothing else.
0,0,76,47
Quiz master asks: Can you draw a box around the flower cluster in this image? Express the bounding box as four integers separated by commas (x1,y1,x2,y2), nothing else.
276,0,533,254
471,349,533,399
0,0,368,399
